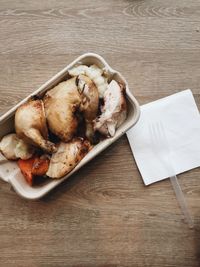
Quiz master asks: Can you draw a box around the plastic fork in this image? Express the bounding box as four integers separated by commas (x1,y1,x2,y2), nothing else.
149,122,194,228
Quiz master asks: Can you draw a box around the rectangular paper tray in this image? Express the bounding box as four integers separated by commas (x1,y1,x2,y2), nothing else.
0,53,140,199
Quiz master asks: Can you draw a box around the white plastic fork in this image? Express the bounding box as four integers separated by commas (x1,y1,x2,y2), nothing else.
149,122,194,228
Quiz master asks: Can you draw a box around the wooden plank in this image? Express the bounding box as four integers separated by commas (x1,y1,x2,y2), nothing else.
0,1,200,266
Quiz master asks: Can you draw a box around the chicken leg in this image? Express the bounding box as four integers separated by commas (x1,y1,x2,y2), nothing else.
15,99,56,153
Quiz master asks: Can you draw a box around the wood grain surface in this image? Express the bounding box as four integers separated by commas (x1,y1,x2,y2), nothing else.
0,0,200,266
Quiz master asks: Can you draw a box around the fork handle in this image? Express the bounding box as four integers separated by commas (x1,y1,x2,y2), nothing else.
170,175,194,228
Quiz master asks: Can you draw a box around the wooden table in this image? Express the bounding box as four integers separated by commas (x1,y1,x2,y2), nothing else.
0,1,200,266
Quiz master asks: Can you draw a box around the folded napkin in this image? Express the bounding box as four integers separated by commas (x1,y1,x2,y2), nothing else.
127,90,200,185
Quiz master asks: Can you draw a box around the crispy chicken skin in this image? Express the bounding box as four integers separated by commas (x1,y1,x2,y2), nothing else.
44,75,99,142
44,77,82,142
46,138,91,178
15,100,56,153
94,80,127,137
77,75,99,141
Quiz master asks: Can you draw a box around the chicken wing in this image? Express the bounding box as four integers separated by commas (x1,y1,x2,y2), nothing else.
46,138,91,178
15,100,56,153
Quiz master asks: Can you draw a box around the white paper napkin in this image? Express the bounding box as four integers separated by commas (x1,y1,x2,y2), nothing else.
127,90,200,185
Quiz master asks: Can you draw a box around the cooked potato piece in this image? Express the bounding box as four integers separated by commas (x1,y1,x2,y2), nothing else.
15,139,34,160
46,138,91,178
0,133,19,160
0,133,34,160
69,64,108,98
68,65,88,76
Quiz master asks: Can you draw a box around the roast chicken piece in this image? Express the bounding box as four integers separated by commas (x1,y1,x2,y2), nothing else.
76,74,99,141
44,76,99,142
94,80,127,137
46,138,91,178
15,100,56,153
44,77,82,142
